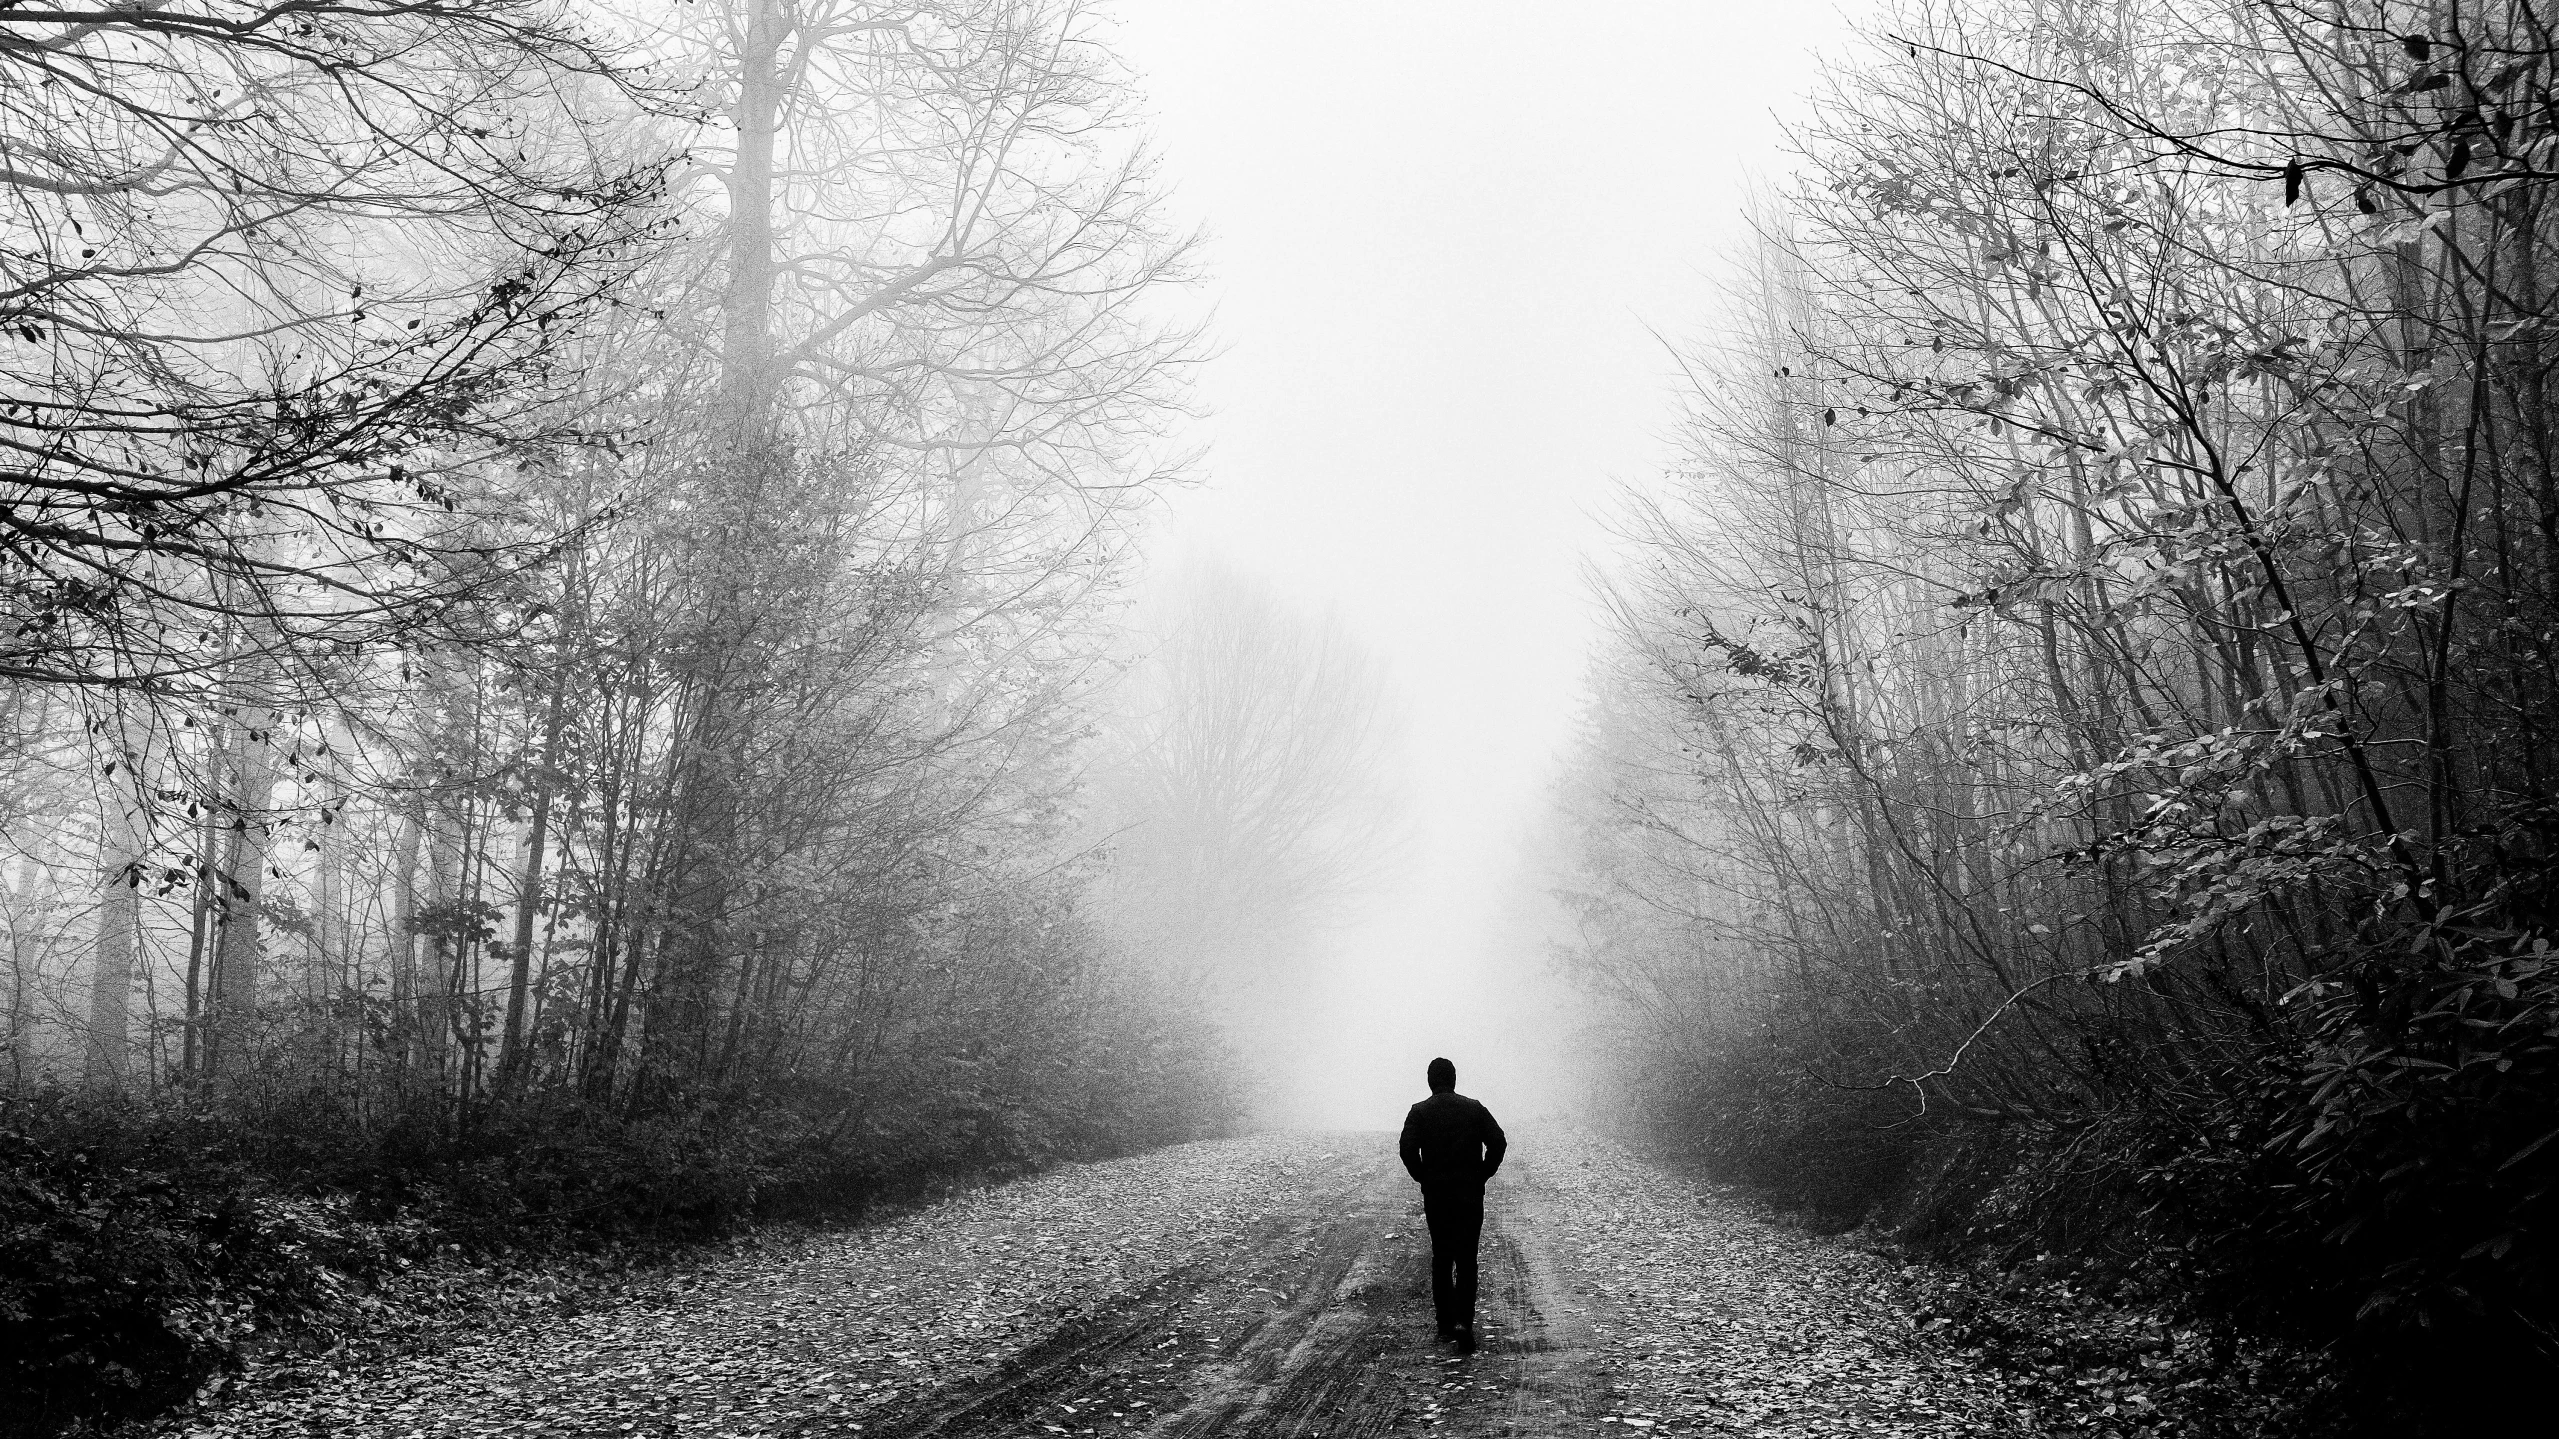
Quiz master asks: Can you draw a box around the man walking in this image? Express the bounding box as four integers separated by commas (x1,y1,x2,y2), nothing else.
1398,1057,1507,1352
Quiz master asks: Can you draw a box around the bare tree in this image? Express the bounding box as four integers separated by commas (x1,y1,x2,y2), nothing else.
0,1,665,694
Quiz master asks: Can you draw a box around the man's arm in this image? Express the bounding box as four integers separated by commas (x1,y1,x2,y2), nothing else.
1477,1104,1508,1183
1399,1106,1426,1183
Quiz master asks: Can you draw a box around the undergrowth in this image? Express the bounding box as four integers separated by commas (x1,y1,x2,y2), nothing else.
1622,983,2559,1439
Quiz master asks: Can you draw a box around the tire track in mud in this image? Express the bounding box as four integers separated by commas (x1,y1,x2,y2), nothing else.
842,1144,1615,1439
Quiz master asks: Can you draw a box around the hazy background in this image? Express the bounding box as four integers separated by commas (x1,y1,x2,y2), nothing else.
1106,0,1870,1128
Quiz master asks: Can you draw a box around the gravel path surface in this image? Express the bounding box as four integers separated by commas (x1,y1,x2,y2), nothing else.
167,1127,2033,1439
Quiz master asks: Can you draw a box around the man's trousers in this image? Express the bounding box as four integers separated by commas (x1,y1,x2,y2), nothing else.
1421,1185,1484,1331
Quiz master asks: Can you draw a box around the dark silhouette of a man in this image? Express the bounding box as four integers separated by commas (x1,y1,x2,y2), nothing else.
1398,1056,1506,1351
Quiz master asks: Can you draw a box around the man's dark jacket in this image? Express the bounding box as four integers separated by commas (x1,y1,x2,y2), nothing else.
1399,1091,1507,1192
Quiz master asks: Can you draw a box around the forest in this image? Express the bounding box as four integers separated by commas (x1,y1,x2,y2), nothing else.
0,2,1408,1430
1554,0,2559,1419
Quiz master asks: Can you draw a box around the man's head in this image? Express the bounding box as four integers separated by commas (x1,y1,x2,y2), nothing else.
1427,1057,1456,1093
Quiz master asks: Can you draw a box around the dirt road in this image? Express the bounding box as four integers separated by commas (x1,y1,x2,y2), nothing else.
176,1131,2027,1439
852,1146,1611,1439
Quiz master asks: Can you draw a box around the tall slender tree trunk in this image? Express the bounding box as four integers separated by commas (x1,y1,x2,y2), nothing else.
499,665,569,1089
4,858,40,1087
636,0,789,1111
83,711,148,1091
721,0,783,438
424,797,463,1088
180,722,229,1083
390,808,423,1083
206,714,281,1085
312,802,347,1079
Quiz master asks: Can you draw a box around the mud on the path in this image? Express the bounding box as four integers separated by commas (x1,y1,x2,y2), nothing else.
840,1148,1616,1439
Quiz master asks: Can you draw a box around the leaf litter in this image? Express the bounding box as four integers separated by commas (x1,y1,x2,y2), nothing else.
160,1133,1350,1439
155,1129,2212,1439
1540,1133,2036,1437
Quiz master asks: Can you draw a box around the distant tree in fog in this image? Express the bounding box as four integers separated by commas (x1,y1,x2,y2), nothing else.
1091,563,1403,998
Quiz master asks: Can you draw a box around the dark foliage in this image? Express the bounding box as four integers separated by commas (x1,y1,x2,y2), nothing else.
1652,968,2557,1436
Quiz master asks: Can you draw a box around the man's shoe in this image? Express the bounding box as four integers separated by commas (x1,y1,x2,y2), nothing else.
1453,1322,1475,1354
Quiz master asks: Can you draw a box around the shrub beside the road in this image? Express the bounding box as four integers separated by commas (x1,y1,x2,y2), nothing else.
2,1110,336,1436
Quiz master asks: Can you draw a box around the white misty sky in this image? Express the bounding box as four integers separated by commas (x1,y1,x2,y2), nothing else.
1107,0,1871,1127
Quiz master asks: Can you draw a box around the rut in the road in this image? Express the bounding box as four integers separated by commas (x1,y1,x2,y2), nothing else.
1167,1158,1613,1438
